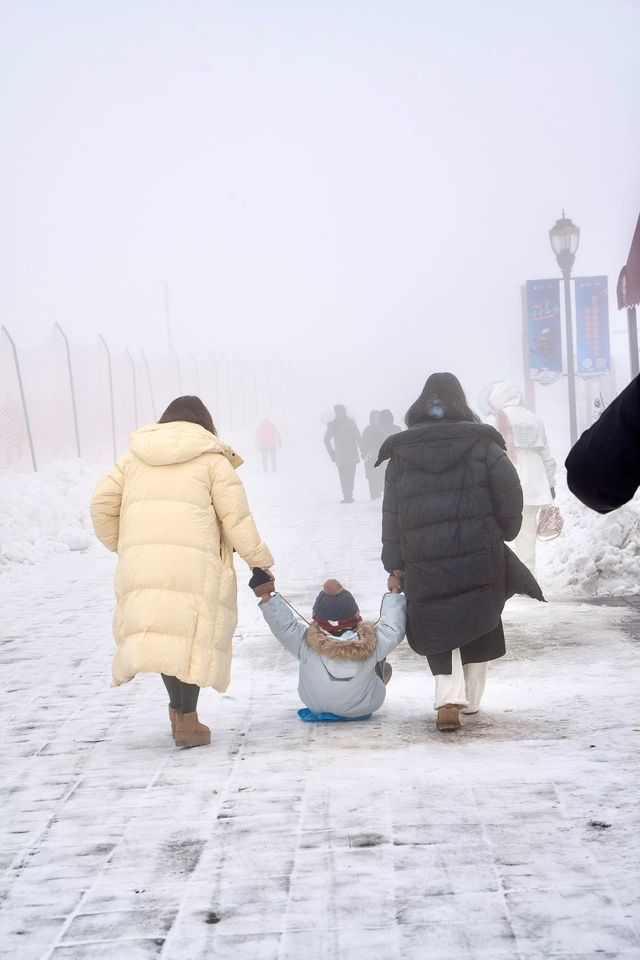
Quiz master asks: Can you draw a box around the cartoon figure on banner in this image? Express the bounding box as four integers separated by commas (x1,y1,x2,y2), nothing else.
532,327,560,364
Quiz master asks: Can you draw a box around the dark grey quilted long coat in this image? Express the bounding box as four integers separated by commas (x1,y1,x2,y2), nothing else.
377,420,541,657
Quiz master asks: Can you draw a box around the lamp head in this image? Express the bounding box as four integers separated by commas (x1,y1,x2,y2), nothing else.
549,210,580,273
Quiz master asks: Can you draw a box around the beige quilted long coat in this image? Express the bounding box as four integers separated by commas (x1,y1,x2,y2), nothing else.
91,421,273,690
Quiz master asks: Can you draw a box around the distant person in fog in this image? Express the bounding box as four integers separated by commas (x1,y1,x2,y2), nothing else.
376,409,403,489
324,404,364,503
362,410,387,500
488,382,556,575
91,396,273,749
256,417,282,473
379,409,402,438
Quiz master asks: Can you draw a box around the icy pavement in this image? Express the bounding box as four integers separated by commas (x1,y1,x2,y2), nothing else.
1,457,640,959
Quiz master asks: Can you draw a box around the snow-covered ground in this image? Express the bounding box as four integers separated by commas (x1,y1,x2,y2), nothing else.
4,440,640,599
1,445,640,958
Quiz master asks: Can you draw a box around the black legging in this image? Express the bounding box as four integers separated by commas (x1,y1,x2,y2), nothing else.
161,674,200,714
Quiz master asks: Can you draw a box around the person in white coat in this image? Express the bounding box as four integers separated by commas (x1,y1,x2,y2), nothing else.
488,382,557,573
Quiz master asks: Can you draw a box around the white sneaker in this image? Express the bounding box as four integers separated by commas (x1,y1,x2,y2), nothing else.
460,705,479,715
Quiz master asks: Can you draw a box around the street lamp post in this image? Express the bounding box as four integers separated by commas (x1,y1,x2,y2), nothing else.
549,211,580,446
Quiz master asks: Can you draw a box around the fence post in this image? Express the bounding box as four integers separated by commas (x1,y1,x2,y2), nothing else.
520,284,536,412
265,357,274,417
141,351,157,421
237,355,247,426
55,322,81,458
126,349,139,428
1,325,37,471
171,347,182,395
279,356,287,422
210,352,220,427
222,353,233,429
100,335,117,462
284,357,293,422
188,354,200,395
247,354,258,422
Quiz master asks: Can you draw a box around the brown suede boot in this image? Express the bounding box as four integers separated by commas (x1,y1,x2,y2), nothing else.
174,711,211,748
436,704,461,732
169,706,179,738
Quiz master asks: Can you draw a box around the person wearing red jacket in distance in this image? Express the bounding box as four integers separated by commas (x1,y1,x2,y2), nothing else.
256,418,282,473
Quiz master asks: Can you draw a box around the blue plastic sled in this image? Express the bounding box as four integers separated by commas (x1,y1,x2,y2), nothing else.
297,708,372,723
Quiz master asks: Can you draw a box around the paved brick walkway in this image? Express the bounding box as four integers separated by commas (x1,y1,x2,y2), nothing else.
1,473,640,959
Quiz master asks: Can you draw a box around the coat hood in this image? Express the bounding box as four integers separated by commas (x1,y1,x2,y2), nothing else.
306,621,377,680
129,421,244,468
375,420,505,471
306,621,376,662
489,381,523,410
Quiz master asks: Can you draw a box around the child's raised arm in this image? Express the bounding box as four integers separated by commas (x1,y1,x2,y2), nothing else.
259,594,308,659
250,572,308,660
375,592,407,660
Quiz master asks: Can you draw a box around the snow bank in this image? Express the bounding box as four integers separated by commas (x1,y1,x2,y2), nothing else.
0,461,97,566
539,485,640,596
2,457,640,597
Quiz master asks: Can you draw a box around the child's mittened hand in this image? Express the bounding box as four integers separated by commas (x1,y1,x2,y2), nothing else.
254,581,274,599
249,567,275,598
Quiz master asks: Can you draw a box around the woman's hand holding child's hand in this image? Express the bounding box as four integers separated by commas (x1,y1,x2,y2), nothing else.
249,567,275,601
387,570,405,593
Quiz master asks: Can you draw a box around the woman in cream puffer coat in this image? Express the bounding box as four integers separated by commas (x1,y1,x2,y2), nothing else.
91,396,273,747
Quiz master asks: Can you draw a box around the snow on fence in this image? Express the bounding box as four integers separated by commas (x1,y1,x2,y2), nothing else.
0,325,291,470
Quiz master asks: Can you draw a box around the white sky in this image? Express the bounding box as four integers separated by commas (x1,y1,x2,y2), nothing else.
2,0,640,418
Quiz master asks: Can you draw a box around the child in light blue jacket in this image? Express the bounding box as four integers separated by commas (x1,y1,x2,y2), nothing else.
252,575,406,720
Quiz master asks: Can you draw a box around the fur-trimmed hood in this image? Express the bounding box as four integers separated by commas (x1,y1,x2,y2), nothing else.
306,621,376,661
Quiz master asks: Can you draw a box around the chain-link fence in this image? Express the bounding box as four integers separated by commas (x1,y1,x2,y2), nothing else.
0,325,291,470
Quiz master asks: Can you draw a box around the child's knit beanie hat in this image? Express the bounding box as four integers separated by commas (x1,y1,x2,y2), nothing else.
312,579,359,624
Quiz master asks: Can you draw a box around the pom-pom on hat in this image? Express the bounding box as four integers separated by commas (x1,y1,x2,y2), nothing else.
312,579,359,625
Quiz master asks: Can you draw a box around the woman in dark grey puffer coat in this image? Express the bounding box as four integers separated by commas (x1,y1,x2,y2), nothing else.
377,372,542,731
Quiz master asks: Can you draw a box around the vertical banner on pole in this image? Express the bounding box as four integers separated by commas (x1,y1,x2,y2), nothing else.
574,276,611,378
526,279,562,384
99,335,117,463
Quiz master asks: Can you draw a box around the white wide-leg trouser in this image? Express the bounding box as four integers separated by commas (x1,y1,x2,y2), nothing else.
434,648,488,713
512,505,540,574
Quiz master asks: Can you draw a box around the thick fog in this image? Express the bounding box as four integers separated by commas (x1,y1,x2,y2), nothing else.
2,0,640,445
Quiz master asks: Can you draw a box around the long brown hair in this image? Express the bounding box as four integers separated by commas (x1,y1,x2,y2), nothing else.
405,373,479,427
159,396,217,435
